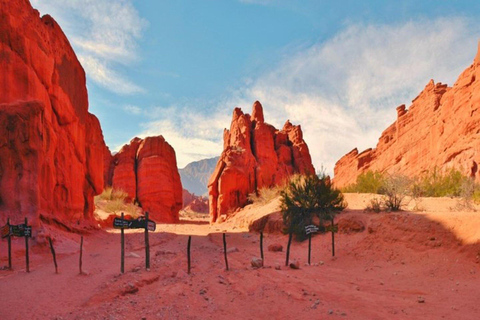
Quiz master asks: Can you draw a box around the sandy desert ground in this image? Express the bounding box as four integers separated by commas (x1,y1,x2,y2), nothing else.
1,194,480,320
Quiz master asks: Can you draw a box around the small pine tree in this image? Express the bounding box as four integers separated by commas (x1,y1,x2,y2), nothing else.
281,174,346,241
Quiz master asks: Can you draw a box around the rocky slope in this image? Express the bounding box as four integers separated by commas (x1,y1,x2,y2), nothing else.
208,101,315,222
179,157,218,196
334,43,480,187
106,136,182,223
0,0,108,225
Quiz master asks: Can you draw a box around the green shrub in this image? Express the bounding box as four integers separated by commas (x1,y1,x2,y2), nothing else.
382,174,410,211
343,171,385,194
281,174,346,241
412,168,467,197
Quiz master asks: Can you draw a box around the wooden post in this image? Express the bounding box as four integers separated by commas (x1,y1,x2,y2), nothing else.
48,237,58,274
187,235,192,274
121,212,125,274
331,217,335,257
7,218,12,270
223,233,229,271
260,232,264,261
145,212,150,270
25,217,29,273
79,236,83,275
308,233,312,265
285,232,293,266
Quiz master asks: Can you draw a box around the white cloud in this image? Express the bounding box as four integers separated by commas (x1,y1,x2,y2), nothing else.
31,0,147,95
237,17,480,174
123,105,142,115
137,17,479,174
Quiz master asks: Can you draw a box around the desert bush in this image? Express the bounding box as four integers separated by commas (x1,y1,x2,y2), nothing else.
248,185,282,205
381,174,410,211
281,174,346,241
365,197,383,213
342,171,385,194
411,168,467,197
96,187,129,201
103,199,125,213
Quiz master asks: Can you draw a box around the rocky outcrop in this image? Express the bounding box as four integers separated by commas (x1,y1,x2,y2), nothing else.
182,189,208,213
0,0,108,224
208,101,315,222
334,43,480,187
107,136,182,223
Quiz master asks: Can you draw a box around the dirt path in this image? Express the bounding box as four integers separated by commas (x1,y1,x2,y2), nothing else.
1,207,480,319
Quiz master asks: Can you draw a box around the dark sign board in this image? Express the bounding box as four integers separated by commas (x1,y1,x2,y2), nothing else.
113,217,156,232
1,224,32,238
305,225,319,235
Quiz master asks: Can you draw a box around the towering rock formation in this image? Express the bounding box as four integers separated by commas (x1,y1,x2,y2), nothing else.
208,101,315,222
106,136,182,223
334,43,480,187
0,0,108,224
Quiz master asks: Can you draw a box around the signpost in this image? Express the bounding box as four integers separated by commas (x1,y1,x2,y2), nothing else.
113,213,157,273
2,218,32,271
305,225,319,265
113,216,156,231
325,218,338,257
187,235,192,274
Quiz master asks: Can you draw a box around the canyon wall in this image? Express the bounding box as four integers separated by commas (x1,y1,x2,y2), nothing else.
0,0,108,224
208,101,315,222
334,44,480,187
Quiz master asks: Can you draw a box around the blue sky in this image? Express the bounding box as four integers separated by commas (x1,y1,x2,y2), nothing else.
32,0,480,172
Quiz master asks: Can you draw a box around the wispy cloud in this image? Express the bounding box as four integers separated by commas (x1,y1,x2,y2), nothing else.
137,17,479,173
123,104,143,115
31,0,147,95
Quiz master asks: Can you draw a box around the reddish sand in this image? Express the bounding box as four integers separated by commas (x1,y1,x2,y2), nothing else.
1,194,480,320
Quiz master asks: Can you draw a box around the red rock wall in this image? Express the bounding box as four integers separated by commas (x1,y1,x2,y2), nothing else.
107,136,182,223
0,0,108,224
334,44,480,187
208,101,315,222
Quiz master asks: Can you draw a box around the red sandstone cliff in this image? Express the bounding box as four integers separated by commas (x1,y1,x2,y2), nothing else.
208,101,315,222
334,43,480,187
0,0,108,224
107,136,182,223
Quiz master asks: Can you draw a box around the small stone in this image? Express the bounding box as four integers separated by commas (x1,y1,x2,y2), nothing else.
275,264,281,270
225,247,239,253
417,296,425,303
199,289,207,295
328,309,334,315
319,261,324,265
289,260,300,269
251,257,263,269
268,244,283,252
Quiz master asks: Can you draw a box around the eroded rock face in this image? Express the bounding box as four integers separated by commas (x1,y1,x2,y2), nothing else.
0,0,108,224
107,136,182,223
208,101,315,222
182,189,208,213
334,43,480,187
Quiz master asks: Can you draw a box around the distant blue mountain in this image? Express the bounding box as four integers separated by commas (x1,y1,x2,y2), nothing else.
179,157,219,196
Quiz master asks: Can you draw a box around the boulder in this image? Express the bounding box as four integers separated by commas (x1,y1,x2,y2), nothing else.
334,43,480,187
208,102,315,222
107,136,182,223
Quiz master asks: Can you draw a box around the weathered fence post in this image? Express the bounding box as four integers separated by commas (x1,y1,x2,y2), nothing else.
145,212,150,270
79,235,84,275
48,237,58,274
25,217,29,273
308,233,312,265
223,233,229,271
121,212,125,274
7,218,12,270
260,231,264,261
187,235,192,274
285,232,293,266
331,217,335,257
